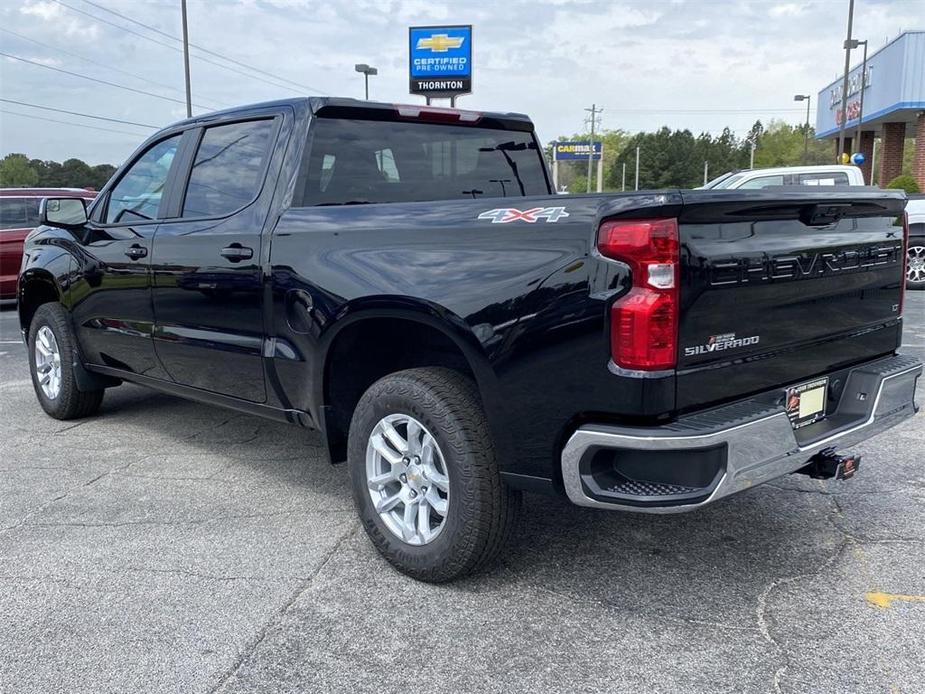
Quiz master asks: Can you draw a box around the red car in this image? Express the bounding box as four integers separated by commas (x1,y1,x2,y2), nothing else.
0,188,96,304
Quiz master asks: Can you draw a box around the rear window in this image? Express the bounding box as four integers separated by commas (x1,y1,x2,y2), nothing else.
295,118,549,206
797,172,850,186
0,197,41,230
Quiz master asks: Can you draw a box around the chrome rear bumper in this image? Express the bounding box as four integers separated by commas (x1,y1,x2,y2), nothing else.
561,354,922,513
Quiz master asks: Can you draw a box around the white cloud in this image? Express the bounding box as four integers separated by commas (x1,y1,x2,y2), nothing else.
0,0,921,163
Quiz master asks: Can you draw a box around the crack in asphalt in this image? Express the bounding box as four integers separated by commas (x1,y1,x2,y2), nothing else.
23,508,355,529
208,522,361,693
754,477,924,694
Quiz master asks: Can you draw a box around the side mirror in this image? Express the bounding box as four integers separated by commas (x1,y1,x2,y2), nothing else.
40,197,88,228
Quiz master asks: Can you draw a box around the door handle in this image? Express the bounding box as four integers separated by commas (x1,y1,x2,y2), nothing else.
220,244,254,262
124,244,147,260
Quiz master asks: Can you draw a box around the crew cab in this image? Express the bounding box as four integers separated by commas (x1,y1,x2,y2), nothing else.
1,188,95,303
18,98,921,581
701,165,865,190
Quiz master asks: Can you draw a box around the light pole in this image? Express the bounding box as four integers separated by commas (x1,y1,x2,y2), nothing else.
354,64,378,100
794,94,811,163
845,38,869,153
181,0,191,118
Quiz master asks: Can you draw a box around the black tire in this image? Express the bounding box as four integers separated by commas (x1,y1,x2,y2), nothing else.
348,367,521,582
27,303,104,420
907,239,925,290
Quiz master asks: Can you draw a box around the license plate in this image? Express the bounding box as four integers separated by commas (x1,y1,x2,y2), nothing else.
785,377,828,430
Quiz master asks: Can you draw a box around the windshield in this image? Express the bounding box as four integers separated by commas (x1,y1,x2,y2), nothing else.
709,172,751,189
701,171,738,189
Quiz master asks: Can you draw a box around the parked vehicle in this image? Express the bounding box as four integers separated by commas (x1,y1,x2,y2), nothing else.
1,188,96,304
18,98,921,581
700,165,864,190
906,194,925,289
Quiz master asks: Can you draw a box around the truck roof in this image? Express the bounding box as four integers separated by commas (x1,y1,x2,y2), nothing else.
167,97,535,133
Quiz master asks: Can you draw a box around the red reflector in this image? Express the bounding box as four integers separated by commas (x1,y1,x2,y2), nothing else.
395,105,482,124
598,218,680,371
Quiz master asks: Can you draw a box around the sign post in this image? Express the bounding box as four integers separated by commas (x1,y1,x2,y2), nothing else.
552,141,604,192
409,25,472,104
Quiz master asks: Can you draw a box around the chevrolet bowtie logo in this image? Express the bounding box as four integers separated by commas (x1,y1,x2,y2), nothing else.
417,34,464,52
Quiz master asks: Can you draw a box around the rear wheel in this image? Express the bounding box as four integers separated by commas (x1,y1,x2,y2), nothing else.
348,367,521,582
28,303,104,420
907,242,925,290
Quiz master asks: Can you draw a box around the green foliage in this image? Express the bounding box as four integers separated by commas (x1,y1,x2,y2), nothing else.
885,175,921,194
552,118,847,191
0,153,116,190
0,153,39,187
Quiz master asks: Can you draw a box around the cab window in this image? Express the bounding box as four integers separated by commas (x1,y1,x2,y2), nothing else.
0,198,41,230
739,175,784,189
106,135,182,224
181,119,274,218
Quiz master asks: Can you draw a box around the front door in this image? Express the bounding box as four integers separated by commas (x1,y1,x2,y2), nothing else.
150,117,279,402
71,133,183,378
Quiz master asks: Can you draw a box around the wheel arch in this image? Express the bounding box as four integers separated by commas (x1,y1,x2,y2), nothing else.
316,297,501,464
18,268,64,334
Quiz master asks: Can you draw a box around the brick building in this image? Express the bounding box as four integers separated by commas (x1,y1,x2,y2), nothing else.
815,31,924,190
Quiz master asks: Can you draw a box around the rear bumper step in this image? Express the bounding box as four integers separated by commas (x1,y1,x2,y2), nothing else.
561,354,922,513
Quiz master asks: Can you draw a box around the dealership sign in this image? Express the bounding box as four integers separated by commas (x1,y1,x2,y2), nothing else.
409,25,472,99
553,141,603,161
815,31,925,137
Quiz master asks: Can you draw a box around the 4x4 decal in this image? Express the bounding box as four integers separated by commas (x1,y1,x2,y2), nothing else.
477,206,570,224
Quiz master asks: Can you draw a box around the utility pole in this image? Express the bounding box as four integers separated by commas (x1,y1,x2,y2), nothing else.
749,139,756,169
181,0,192,118
634,146,640,190
794,94,811,163
584,104,602,193
836,0,855,161
621,161,626,191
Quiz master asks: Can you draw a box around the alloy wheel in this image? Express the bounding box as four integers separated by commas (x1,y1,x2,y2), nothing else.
34,325,62,400
365,414,450,545
908,246,925,285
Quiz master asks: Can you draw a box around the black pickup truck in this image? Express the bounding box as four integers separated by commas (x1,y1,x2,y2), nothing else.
18,98,921,581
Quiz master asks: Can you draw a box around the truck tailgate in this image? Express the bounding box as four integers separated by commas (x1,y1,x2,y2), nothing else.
675,188,907,412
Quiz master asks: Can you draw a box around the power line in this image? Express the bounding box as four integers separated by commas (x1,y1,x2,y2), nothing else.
0,109,151,137
603,108,805,114
0,51,192,108
0,98,158,128
52,0,322,95
0,28,228,110
79,0,328,94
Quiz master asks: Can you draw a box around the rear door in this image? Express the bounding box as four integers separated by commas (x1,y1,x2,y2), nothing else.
675,188,907,411
150,113,283,402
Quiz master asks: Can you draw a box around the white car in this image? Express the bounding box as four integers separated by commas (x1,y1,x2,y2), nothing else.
701,165,865,190
906,195,925,290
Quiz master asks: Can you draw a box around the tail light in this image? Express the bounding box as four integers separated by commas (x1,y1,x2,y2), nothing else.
899,211,908,316
598,218,680,370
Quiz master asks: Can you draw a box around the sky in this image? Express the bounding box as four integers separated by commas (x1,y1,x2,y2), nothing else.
0,0,923,166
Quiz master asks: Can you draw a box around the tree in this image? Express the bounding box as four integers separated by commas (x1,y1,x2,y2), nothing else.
0,153,39,187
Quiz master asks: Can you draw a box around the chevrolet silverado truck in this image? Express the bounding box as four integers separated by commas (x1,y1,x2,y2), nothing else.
18,98,922,582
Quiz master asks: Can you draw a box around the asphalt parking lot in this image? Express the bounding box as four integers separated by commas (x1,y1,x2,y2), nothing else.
1,295,923,694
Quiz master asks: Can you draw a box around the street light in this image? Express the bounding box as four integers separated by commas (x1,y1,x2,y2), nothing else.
354,63,378,100
845,38,869,160
794,94,811,163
